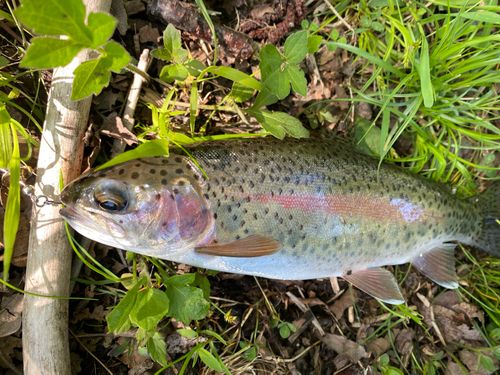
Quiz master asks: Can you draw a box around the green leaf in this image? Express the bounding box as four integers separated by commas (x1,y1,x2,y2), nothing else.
106,282,141,333
479,354,495,373
461,11,500,24
246,109,309,139
419,38,434,108
279,324,290,338
151,48,172,62
0,104,12,169
330,29,339,41
484,153,496,165
251,88,278,108
15,0,93,45
232,82,254,103
177,329,197,338
165,274,196,286
71,56,110,99
20,38,85,69
206,66,263,91
192,272,211,300
165,284,210,324
172,48,188,63
361,16,372,28
284,64,307,97
307,35,322,54
87,12,117,49
163,24,182,61
379,353,390,366
4,123,20,282
168,64,189,81
147,335,168,367
95,139,171,171
284,30,308,64
355,115,383,157
183,58,206,76
372,21,384,32
259,44,284,83
130,288,169,331
198,348,223,372
0,56,8,67
492,347,500,361
159,65,175,83
101,41,131,72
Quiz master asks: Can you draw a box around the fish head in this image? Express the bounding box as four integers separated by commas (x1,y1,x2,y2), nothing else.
60,157,214,257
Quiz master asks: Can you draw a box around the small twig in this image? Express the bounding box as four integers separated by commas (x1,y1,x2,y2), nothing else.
69,329,113,375
322,0,355,42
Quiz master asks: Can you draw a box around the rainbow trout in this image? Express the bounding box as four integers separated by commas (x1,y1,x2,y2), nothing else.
60,138,500,304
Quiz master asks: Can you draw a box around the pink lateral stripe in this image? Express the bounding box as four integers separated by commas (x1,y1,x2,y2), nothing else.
256,193,437,223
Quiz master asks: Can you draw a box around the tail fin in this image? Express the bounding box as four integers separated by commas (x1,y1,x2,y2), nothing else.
475,180,500,257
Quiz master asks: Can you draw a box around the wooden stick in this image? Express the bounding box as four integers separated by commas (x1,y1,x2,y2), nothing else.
22,1,111,373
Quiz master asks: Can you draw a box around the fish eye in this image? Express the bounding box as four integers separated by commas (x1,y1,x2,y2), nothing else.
93,180,128,213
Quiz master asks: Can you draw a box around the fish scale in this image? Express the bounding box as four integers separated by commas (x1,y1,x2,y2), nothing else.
60,138,500,304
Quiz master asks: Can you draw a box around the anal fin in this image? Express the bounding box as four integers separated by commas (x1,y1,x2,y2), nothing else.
343,268,405,305
195,234,283,257
412,243,458,289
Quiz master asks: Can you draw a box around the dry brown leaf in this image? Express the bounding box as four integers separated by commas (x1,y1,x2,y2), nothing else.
329,289,358,320
321,333,368,368
166,332,207,354
444,360,464,375
0,336,22,370
395,329,415,357
367,337,391,358
0,293,23,337
459,349,498,375
434,290,461,307
138,24,160,44
101,112,138,146
250,4,274,18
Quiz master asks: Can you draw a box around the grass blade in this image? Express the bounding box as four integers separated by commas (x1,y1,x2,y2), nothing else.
419,38,434,108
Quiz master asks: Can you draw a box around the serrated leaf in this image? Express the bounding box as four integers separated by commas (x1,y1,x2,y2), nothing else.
232,82,254,103
71,56,110,99
246,109,309,139
163,24,182,59
168,63,189,81
284,64,307,97
106,282,141,333
198,348,223,372
178,329,197,338
147,336,168,367
130,288,169,331
307,35,322,54
15,0,93,45
165,284,210,324
479,354,495,372
151,48,172,62
101,41,130,72
20,38,85,69
284,30,308,64
88,12,117,49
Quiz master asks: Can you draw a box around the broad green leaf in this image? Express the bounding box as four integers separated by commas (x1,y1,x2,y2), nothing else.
330,29,339,41
177,329,197,338
151,48,172,62
183,58,206,76
284,30,308,64
159,65,175,83
231,82,254,103
251,88,278,109
307,35,322,54
71,56,110,99
101,41,131,72
372,21,384,32
164,274,196,287
379,353,390,366
479,354,495,373
484,153,496,165
193,272,211,300
146,335,168,367
165,284,210,324
461,11,500,24
172,48,188,63
96,139,171,171
0,56,8,67
4,124,20,281
246,109,309,139
106,282,141,333
492,347,500,361
88,12,117,49
130,288,169,331
20,38,85,69
284,64,307,97
205,66,263,91
355,115,382,157
0,104,12,168
259,44,284,84
163,24,182,61
198,348,223,372
419,38,434,108
15,0,93,45
168,63,189,81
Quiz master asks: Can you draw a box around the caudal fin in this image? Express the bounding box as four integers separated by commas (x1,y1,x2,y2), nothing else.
475,180,500,257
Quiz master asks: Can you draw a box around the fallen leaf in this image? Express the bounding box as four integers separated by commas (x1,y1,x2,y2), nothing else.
321,333,368,369
459,349,498,375
0,294,24,337
444,360,463,375
100,112,138,146
395,329,415,357
367,337,391,358
329,289,358,320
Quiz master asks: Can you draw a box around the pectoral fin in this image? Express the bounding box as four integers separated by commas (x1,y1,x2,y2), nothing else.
195,234,283,257
343,268,405,305
412,244,458,289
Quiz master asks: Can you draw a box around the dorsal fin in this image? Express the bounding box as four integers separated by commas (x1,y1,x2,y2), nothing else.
343,268,405,305
194,234,283,257
412,244,458,289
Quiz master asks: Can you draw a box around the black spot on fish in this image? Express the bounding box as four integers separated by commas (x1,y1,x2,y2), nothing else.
233,215,237,221
119,220,124,224
149,169,156,174
98,173,107,177
160,170,168,176
249,181,254,188
162,159,169,164
264,208,269,214
253,213,258,220
174,157,182,163
203,193,209,200
119,169,125,175
228,207,232,213
135,163,141,167
161,179,168,185
173,189,180,194
178,181,185,186
176,169,184,175
131,172,139,179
